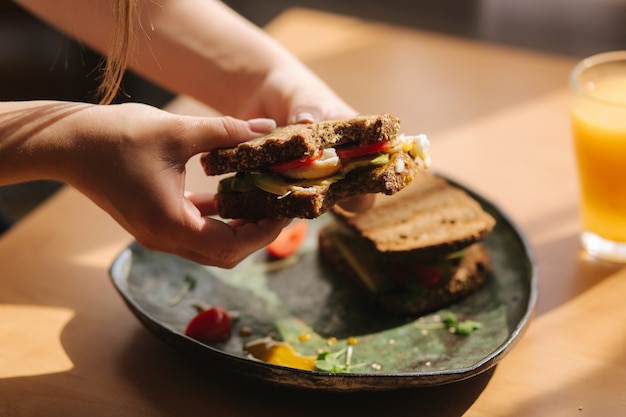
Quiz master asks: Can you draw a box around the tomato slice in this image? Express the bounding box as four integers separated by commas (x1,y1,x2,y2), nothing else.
413,265,443,287
335,140,391,159
389,263,443,288
269,149,323,173
267,220,308,258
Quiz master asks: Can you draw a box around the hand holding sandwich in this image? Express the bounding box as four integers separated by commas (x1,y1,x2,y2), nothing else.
0,100,293,267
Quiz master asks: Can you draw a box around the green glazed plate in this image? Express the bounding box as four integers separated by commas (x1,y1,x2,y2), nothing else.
109,178,537,391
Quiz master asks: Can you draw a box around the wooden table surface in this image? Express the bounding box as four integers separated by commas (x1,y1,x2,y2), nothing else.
1,8,625,417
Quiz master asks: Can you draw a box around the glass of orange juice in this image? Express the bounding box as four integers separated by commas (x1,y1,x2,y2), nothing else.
570,51,626,262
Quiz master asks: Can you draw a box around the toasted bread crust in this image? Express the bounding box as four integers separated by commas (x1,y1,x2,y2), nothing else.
201,113,401,175
331,172,496,262
318,228,491,315
216,152,418,219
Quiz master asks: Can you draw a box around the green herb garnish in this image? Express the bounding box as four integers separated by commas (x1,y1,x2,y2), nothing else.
167,273,197,306
442,312,483,335
415,312,482,336
315,346,366,373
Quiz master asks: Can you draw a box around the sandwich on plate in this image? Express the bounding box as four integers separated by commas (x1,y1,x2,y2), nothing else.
318,171,496,315
200,113,430,219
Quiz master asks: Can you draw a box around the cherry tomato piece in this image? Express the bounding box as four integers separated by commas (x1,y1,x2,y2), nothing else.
389,263,443,287
335,140,391,159
267,221,308,259
269,149,323,173
413,265,443,287
184,306,232,342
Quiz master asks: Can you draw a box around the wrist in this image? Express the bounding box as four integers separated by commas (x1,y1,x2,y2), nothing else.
0,101,96,185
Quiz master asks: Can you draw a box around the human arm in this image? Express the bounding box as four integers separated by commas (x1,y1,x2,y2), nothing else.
0,100,288,267
7,0,370,262
12,0,357,125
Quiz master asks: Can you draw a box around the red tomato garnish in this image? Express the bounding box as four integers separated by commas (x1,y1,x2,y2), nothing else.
413,265,443,287
335,140,391,159
269,149,323,173
184,306,232,343
389,263,443,288
267,220,308,259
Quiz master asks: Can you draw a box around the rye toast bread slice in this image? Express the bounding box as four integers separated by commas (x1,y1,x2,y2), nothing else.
331,171,496,262
200,113,400,175
216,152,418,219
318,229,491,315
318,173,495,315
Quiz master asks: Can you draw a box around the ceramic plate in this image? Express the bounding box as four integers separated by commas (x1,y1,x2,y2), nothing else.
109,179,537,391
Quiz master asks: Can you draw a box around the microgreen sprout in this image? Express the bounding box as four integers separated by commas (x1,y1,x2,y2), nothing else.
167,273,197,306
414,312,482,336
315,346,366,373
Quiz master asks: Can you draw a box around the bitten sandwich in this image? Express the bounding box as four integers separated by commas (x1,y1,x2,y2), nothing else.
318,171,496,315
200,113,430,219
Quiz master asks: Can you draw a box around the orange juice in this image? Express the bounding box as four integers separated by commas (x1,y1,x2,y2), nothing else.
571,76,626,243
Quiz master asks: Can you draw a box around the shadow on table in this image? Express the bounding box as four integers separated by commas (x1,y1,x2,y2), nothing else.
0,250,497,417
0,319,495,416
521,206,624,315
114,327,496,417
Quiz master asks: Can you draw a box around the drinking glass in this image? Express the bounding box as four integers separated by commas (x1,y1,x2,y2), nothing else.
570,51,626,262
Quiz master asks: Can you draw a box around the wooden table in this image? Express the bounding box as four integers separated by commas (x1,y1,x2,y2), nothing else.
1,8,625,416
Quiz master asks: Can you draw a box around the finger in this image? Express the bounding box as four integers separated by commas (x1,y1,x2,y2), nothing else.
228,217,293,232
182,217,290,268
180,116,276,159
230,218,292,251
247,118,277,133
290,106,358,125
185,191,219,216
295,111,316,124
287,91,357,125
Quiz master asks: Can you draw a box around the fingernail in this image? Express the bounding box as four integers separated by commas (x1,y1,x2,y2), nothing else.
296,112,315,124
248,118,277,133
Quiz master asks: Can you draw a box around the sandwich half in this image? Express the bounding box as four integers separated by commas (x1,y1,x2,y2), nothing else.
200,113,430,219
318,171,496,315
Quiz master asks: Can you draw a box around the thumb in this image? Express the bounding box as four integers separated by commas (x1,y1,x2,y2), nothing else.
181,116,276,158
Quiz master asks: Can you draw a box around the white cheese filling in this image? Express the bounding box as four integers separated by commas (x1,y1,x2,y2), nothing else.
281,133,431,180
392,133,431,168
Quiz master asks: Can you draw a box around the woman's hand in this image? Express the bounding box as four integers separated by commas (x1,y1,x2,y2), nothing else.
73,103,293,267
0,101,288,267
236,61,357,125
